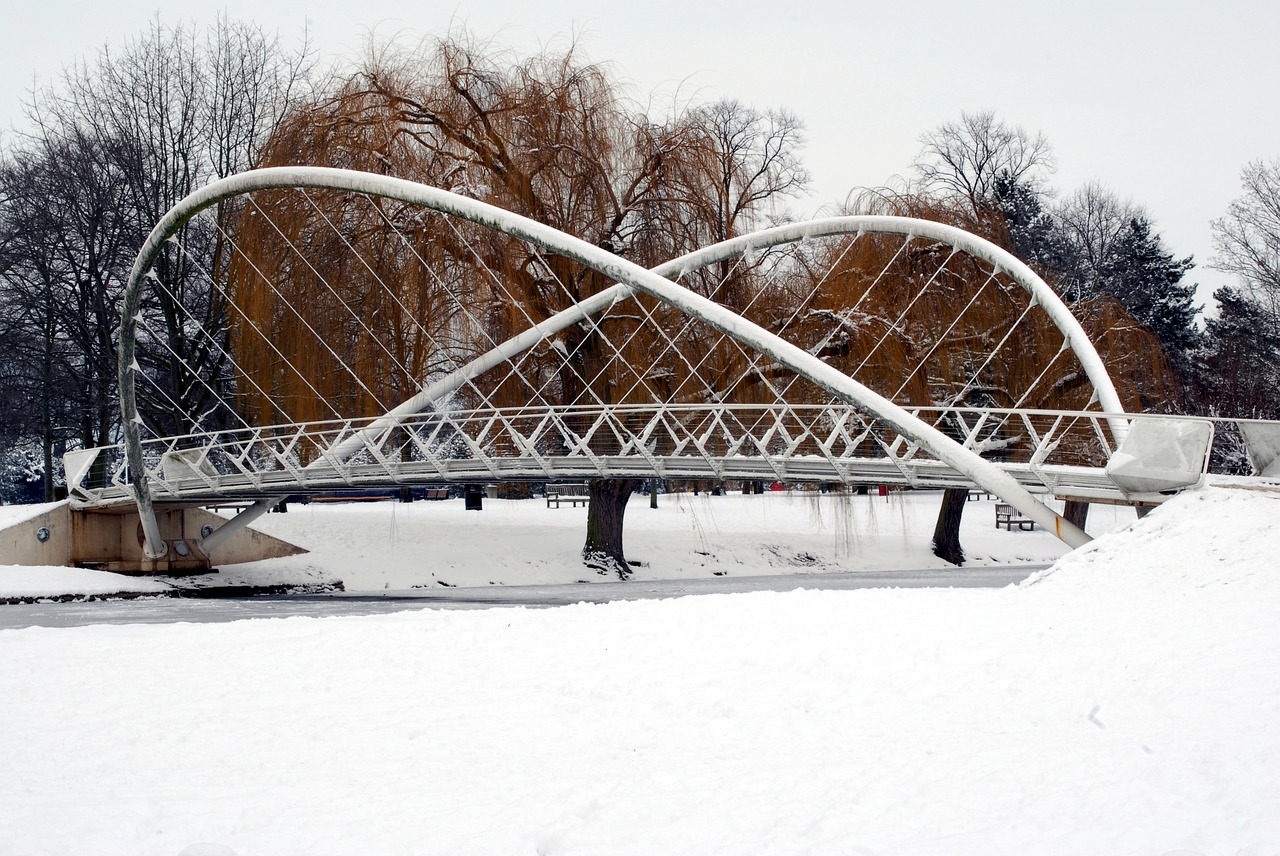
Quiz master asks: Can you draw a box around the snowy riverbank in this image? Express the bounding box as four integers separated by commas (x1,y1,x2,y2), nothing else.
3,489,1129,599
2,483,1277,854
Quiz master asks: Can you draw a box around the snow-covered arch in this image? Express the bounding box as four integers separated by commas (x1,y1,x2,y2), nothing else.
120,167,1117,557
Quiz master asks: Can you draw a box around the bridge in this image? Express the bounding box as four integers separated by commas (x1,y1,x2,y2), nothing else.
21,167,1280,572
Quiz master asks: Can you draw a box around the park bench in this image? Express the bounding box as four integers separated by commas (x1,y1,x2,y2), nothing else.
203,502,253,514
312,491,396,503
995,503,1035,531
546,483,590,508
967,488,993,501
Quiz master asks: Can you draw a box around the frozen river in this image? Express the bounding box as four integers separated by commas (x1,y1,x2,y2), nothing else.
0,565,1041,629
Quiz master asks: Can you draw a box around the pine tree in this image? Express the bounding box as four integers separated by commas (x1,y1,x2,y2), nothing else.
1097,217,1199,354
1196,286,1280,418
991,171,1060,272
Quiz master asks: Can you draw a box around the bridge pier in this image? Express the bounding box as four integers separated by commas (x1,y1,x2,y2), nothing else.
0,502,305,575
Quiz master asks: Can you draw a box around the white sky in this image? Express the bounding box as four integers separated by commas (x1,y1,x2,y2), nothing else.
3,0,1277,307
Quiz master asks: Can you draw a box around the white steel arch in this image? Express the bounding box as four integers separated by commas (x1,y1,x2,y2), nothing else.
120,167,1110,557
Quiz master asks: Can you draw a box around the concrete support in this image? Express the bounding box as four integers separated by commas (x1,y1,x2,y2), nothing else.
0,501,305,574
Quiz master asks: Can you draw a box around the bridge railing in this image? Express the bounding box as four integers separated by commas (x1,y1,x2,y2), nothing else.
66,404,1253,507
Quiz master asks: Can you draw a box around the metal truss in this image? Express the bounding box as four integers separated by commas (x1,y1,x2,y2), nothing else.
71,403,1219,508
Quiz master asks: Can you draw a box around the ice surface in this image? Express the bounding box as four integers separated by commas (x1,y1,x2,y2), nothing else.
3,490,1118,598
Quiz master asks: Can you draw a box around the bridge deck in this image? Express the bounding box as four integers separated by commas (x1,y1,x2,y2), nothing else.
70,455,1138,508
65,406,1251,513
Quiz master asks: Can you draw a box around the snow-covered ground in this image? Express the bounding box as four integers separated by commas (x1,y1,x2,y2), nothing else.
4,489,1129,598
1,484,1277,854
0,564,172,599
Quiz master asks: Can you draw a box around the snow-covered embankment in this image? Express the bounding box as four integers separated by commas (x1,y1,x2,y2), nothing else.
0,484,1276,854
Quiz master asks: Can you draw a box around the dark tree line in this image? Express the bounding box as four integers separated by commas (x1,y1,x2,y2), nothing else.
0,17,312,501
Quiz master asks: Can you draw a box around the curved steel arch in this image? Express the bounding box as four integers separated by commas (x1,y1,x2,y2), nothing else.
121,167,1103,557
661,218,1127,424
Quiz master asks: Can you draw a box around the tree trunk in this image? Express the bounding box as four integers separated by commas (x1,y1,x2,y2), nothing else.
1063,499,1089,532
932,487,969,566
41,426,55,503
583,478,642,579
41,326,55,502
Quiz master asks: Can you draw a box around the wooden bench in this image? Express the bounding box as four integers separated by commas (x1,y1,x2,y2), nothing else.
203,502,252,514
546,483,590,508
995,503,1035,531
311,492,396,503
967,489,993,502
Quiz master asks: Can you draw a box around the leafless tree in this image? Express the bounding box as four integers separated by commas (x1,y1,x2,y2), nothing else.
1051,181,1146,304
0,16,313,495
914,110,1055,215
1211,158,1280,330
0,128,133,495
37,17,312,437
689,99,809,243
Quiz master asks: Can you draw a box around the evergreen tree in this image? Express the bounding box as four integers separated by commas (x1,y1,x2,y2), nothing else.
991,171,1062,273
1196,286,1280,418
1097,217,1199,354
1051,182,1145,305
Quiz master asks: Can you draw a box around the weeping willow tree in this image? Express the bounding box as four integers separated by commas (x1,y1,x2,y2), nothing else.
225,32,808,575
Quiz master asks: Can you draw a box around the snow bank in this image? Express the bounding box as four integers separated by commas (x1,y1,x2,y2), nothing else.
1027,481,1279,592
0,565,171,599
0,484,1276,854
0,500,64,527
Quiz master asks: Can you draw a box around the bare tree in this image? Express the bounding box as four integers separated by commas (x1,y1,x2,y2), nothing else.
688,99,809,244
1052,181,1146,303
0,16,313,496
31,16,313,439
0,128,133,494
914,110,1055,215
1211,158,1280,330
0,179,43,500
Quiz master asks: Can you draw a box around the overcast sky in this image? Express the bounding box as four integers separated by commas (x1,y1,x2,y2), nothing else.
3,0,1276,307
